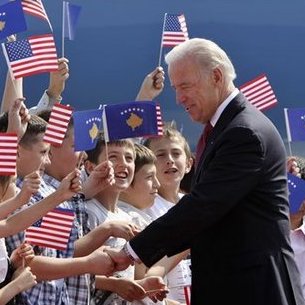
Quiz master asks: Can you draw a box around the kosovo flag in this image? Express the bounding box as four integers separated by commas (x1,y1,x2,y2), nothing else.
284,107,305,142
63,1,81,40
287,173,305,213
103,101,163,141
0,0,27,40
73,109,103,151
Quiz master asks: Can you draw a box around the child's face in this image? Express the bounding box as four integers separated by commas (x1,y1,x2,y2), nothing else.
97,144,135,192
128,163,160,209
46,128,82,180
148,137,191,189
17,133,51,178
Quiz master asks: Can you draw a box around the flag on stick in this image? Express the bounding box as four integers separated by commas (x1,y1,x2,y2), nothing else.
0,1,27,40
43,103,73,146
161,13,189,47
284,107,305,142
0,133,17,176
25,207,75,251
287,173,305,213
239,74,278,111
21,0,52,31
2,33,58,79
103,101,163,142
73,109,102,151
63,1,81,40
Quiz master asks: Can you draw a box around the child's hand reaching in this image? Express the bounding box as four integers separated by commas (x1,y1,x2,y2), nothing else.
17,171,41,204
10,242,34,269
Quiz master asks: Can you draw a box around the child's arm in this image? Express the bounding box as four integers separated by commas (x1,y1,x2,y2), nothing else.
0,266,36,305
0,169,81,238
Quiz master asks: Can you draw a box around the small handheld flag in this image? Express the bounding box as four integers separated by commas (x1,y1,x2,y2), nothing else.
63,1,81,41
25,207,75,251
73,109,102,151
2,33,58,79
287,173,305,213
0,133,18,176
284,107,305,143
0,1,27,40
103,101,163,142
239,74,277,111
43,103,73,146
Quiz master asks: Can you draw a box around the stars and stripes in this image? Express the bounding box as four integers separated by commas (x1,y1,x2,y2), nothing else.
25,208,75,251
2,33,58,79
156,104,163,136
239,74,278,111
0,133,18,176
162,13,189,47
43,103,73,146
21,0,50,22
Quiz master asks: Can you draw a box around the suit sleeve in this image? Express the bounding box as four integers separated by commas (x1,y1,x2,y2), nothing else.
130,126,265,267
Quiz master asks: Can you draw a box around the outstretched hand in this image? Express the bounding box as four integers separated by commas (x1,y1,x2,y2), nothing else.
105,247,134,272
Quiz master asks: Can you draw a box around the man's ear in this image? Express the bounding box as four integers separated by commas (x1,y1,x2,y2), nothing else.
212,67,223,85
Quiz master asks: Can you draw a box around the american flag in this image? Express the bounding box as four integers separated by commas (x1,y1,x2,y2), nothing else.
2,34,58,79
239,74,278,111
25,208,75,251
156,104,163,136
43,103,73,146
21,0,52,30
0,133,18,176
162,13,189,47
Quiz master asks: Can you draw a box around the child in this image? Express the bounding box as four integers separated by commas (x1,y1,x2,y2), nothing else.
143,122,193,304
85,134,166,305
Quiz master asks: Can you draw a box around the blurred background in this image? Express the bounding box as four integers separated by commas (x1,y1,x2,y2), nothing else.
1,0,305,153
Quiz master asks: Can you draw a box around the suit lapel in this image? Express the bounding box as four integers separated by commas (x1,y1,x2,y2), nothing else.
194,93,247,182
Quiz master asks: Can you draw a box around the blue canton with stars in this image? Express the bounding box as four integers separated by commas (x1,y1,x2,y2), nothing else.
164,14,183,32
5,38,33,62
287,173,305,213
286,107,305,142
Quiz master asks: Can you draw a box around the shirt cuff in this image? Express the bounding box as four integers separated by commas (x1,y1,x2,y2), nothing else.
126,242,141,262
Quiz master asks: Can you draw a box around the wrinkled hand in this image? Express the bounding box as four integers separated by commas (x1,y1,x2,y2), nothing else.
287,156,301,177
137,276,168,302
57,169,82,200
47,57,69,99
7,98,31,140
12,266,37,291
17,171,41,203
83,161,115,199
87,246,115,276
114,278,146,302
105,247,133,272
136,67,165,101
10,242,35,269
105,220,141,240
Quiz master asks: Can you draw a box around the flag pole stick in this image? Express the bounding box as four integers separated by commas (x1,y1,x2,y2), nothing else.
102,106,109,162
157,13,167,67
284,108,293,156
62,1,65,57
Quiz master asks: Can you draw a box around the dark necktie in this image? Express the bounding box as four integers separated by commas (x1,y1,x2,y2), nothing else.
195,122,213,168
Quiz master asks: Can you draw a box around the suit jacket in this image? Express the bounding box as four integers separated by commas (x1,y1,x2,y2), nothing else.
130,93,305,305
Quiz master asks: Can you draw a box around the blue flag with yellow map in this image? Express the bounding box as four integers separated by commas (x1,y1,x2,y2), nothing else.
73,109,103,151
0,0,27,40
103,101,163,141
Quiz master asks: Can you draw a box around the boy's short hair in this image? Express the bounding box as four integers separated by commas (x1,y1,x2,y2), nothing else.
134,143,156,175
86,132,135,164
143,121,192,159
0,112,47,148
37,109,74,131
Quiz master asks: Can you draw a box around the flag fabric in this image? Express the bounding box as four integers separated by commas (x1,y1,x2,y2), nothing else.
21,0,52,30
103,101,163,142
63,1,81,40
0,133,17,176
2,33,58,79
287,173,305,213
162,13,189,47
284,107,305,142
0,1,27,40
73,109,102,151
239,74,278,111
25,207,75,251
43,103,73,146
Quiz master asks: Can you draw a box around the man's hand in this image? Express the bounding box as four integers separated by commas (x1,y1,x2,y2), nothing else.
82,161,115,199
105,247,134,272
47,57,69,100
136,67,165,101
57,169,82,201
17,171,41,203
7,98,31,140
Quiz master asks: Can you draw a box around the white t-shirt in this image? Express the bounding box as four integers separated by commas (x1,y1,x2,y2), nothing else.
0,238,8,283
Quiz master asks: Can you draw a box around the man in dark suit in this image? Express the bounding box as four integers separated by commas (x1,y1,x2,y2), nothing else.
106,38,305,305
